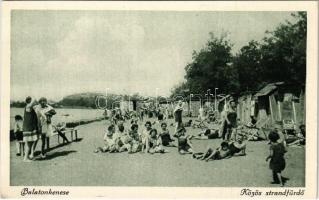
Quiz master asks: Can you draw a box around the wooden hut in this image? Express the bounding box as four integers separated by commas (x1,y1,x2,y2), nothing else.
237,93,255,125
254,82,305,128
188,100,202,117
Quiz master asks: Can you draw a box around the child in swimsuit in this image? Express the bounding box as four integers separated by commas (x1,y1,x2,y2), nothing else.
148,129,168,154
192,129,219,140
266,131,288,186
228,134,246,157
14,115,24,156
193,141,230,161
176,127,194,154
159,122,176,147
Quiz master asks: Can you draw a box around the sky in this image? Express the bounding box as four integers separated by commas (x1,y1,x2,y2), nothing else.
11,11,295,101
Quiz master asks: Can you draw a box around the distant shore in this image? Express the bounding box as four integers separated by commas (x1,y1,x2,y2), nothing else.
10,106,100,110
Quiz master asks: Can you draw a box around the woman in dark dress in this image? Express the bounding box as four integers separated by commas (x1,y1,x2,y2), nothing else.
266,131,287,186
173,100,183,135
22,97,39,162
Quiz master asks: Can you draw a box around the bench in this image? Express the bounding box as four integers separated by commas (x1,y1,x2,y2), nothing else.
46,128,78,149
55,128,78,144
15,128,79,157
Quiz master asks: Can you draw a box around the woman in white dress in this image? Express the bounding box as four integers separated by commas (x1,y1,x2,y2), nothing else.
33,97,56,158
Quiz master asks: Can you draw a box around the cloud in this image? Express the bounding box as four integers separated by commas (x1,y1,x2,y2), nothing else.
10,11,294,101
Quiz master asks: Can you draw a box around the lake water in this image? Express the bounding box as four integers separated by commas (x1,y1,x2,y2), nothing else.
10,107,105,129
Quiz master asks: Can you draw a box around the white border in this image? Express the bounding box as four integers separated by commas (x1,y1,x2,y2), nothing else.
0,1,317,198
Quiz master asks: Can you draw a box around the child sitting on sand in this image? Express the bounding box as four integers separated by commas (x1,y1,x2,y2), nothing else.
140,121,152,153
266,131,288,187
159,122,176,147
193,141,230,161
184,119,193,127
148,129,168,154
95,124,118,153
175,127,194,154
117,124,133,153
286,124,306,147
228,134,246,157
129,124,141,153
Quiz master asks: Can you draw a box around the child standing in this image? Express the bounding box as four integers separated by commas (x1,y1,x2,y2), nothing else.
14,115,24,156
266,131,287,186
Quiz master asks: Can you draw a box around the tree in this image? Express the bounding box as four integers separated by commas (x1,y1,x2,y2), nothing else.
233,12,306,92
178,32,236,96
259,11,306,85
171,12,306,97
233,40,263,92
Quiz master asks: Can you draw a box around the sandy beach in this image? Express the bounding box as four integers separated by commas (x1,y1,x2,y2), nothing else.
9,118,305,187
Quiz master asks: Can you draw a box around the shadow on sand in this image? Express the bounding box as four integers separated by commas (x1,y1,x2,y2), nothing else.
73,138,83,142
37,150,77,161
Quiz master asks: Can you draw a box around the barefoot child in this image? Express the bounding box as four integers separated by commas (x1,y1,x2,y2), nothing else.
115,124,131,153
148,129,168,154
176,127,194,154
192,129,219,140
129,124,141,153
266,131,287,186
119,126,133,153
159,122,176,147
228,134,246,157
140,121,152,153
95,124,118,153
14,115,24,156
193,141,230,161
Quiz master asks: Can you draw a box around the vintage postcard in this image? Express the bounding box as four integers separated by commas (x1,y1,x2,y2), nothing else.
0,1,318,199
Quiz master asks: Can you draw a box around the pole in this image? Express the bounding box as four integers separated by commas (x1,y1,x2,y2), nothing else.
206,89,211,107
215,88,218,111
189,94,193,115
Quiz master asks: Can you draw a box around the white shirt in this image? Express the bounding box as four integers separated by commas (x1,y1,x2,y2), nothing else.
33,104,54,135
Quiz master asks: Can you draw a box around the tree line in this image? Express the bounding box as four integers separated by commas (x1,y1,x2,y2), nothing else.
171,12,306,97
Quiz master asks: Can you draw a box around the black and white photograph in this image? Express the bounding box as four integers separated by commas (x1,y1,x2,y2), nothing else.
0,1,318,199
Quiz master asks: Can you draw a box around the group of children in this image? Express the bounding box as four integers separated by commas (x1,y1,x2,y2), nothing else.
97,108,299,187
12,96,301,187
95,120,177,154
94,114,249,158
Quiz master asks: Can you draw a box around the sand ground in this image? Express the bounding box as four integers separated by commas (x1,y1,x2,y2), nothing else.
10,118,305,187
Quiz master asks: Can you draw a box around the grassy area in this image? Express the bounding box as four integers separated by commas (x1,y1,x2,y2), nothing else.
10,118,305,187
